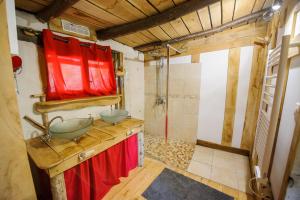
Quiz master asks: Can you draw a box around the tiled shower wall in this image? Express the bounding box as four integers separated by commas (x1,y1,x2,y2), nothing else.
144,63,201,143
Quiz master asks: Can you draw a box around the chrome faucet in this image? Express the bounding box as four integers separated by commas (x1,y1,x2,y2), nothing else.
42,116,64,142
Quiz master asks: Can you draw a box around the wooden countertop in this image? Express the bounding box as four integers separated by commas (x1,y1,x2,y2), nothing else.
26,118,144,178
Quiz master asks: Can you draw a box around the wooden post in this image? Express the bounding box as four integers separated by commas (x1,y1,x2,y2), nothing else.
40,95,49,127
119,52,125,109
30,94,49,129
50,173,67,200
138,131,144,167
0,0,36,198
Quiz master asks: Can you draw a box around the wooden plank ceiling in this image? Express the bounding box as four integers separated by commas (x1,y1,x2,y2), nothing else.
15,0,274,51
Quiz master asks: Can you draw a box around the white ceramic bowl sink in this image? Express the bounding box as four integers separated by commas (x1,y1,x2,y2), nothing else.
49,118,93,140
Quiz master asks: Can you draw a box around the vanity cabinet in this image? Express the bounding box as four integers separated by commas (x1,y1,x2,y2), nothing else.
26,118,144,200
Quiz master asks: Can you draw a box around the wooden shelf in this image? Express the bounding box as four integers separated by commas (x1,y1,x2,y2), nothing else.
34,95,121,113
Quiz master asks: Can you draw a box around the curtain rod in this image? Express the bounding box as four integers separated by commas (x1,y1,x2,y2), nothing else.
53,35,108,50
17,26,108,50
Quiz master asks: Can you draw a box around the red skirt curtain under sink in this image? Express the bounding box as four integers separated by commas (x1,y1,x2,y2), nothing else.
42,29,116,100
64,134,138,200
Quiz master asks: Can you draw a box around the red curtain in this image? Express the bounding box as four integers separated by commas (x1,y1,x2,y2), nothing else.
42,29,116,100
64,134,138,200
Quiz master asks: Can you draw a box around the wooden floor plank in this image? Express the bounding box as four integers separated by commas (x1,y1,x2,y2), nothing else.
103,158,253,200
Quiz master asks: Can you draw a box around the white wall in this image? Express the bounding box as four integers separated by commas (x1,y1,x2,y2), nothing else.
125,59,144,120
197,49,229,143
196,47,254,148
15,11,144,139
6,0,18,54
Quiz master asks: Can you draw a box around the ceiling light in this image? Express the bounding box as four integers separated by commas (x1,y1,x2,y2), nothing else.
272,1,282,11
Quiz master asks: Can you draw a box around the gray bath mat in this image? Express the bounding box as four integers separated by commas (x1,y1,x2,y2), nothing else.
142,168,233,200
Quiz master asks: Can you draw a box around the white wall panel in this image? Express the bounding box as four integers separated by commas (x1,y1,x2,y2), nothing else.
148,55,192,66
125,60,144,120
6,0,18,54
232,46,254,148
197,49,229,143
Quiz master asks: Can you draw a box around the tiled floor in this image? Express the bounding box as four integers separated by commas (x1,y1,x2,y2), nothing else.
187,145,251,193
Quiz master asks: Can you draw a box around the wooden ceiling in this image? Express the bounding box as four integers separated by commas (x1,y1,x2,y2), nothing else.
15,0,274,51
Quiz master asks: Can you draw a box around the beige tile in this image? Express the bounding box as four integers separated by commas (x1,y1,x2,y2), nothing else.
182,114,198,129
169,79,184,95
184,65,201,79
144,82,156,95
235,155,250,172
187,161,212,179
180,126,197,143
236,166,251,193
183,78,200,96
211,165,239,189
214,149,238,159
183,97,199,114
212,150,237,170
192,146,214,165
170,65,185,80
168,97,184,116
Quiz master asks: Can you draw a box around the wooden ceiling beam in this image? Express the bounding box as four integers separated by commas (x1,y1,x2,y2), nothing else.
36,0,80,22
96,0,219,40
134,8,270,51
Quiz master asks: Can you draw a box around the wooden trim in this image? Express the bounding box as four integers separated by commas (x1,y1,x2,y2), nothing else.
277,105,300,199
36,0,80,22
196,140,250,156
135,8,269,51
96,0,219,40
144,22,268,62
191,54,200,63
221,47,240,146
241,45,267,150
34,95,121,114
